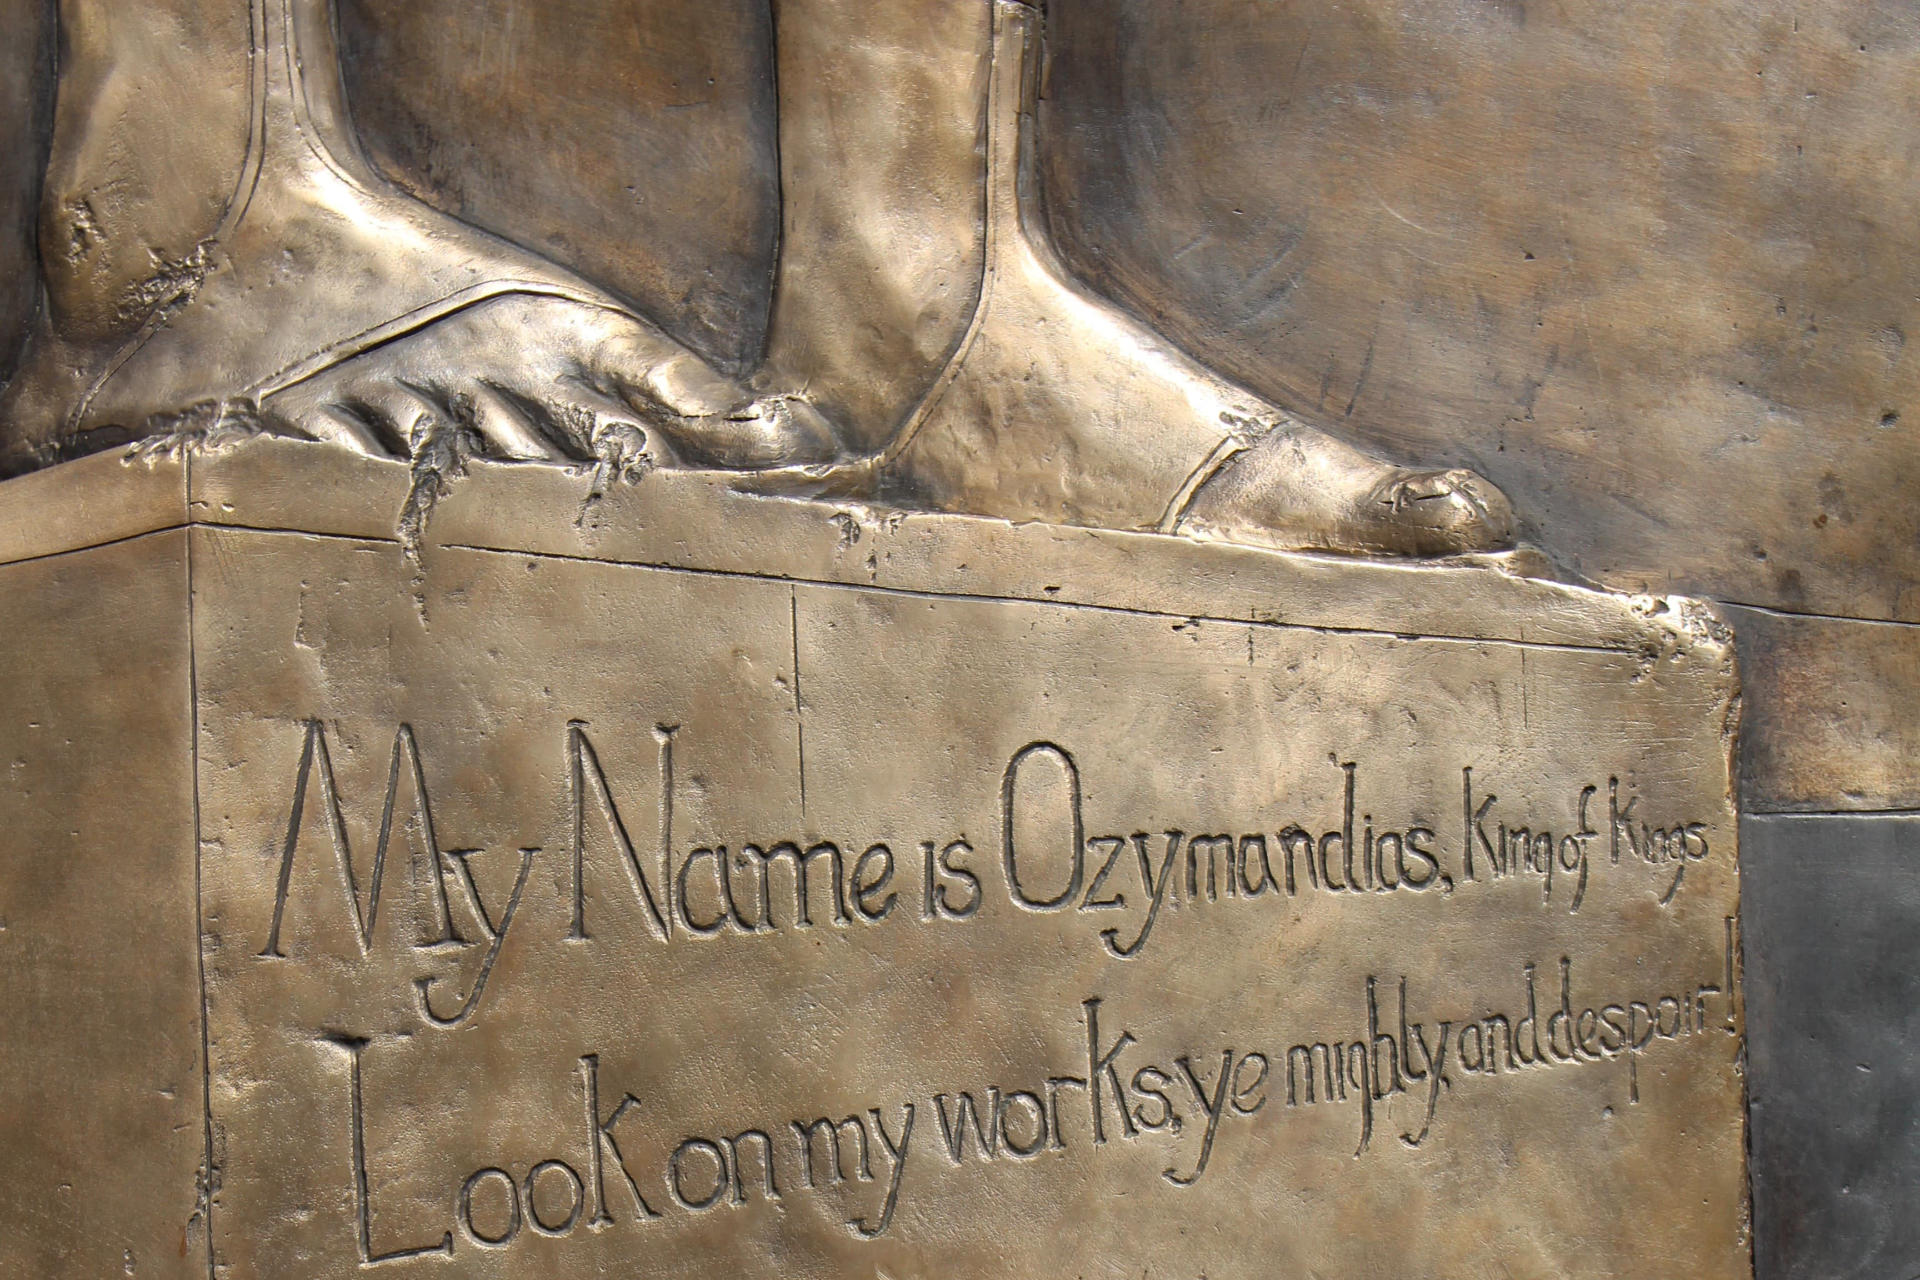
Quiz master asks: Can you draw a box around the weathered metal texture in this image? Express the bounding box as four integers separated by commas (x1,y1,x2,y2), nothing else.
2,0,1916,622
266,0,1920,623
0,523,207,1278
1743,813,1920,1280
0,0,837,480
337,0,780,375
0,0,51,386
0,440,1744,1278
1726,603,1920,814
0,0,1517,563
1040,0,1920,623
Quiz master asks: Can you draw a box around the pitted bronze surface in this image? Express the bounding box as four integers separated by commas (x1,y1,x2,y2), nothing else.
0,441,1745,1278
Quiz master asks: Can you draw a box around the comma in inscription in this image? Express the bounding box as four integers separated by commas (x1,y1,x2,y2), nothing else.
256,721,1719,1030
241,717,1731,1265
335,944,1738,1264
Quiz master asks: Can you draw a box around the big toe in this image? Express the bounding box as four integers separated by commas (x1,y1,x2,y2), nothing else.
709,394,841,470
595,331,841,470
643,390,839,471
1376,468,1516,555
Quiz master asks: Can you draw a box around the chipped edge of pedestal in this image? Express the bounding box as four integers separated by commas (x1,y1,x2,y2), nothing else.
0,437,1737,666
0,436,1750,1277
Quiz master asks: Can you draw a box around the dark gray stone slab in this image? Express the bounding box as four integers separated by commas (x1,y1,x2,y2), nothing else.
1745,812,1920,1280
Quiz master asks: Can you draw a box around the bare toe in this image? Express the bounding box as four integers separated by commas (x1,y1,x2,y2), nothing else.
287,401,392,458
465,382,568,463
591,326,840,470
617,344,753,418
1373,467,1516,555
549,382,679,476
677,393,841,471
1175,421,1518,558
349,383,452,455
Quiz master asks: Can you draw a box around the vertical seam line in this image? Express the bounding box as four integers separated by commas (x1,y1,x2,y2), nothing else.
187,452,217,1280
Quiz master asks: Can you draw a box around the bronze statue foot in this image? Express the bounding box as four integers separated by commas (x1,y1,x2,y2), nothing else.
873,0,1515,557
0,0,838,479
1172,424,1514,557
259,293,838,473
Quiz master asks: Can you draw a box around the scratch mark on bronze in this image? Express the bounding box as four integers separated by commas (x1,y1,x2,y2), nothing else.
792,584,807,819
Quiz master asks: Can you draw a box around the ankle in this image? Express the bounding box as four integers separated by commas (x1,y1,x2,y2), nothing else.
40,0,254,340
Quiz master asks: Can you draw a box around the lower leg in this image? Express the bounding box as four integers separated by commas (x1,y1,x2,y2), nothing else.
0,0,256,453
761,0,993,454
2,0,839,476
771,0,1512,554
0,0,54,385
37,0,255,347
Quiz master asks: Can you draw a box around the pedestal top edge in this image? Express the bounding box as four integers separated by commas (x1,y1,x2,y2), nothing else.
0,439,1730,660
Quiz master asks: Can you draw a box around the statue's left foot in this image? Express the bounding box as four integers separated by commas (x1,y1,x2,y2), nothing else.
878,0,1514,557
1171,424,1513,557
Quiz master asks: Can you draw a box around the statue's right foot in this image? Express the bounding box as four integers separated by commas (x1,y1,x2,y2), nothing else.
0,0,837,479
1171,421,1513,557
256,292,837,474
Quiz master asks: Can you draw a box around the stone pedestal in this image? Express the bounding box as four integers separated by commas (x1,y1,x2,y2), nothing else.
0,440,1747,1279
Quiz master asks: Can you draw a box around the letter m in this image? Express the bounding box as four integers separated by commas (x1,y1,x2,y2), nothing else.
1287,1043,1342,1106
791,1116,872,1188
259,720,457,958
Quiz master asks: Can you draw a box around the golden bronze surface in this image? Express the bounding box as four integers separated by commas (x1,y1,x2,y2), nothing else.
0,0,1514,560
0,441,1744,1277
0,0,1792,1273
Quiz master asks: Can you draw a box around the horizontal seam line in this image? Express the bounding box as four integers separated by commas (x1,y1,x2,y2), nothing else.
8,517,1649,656
0,523,189,569
1744,807,1920,819
440,538,1633,654
195,522,400,546
1719,599,1920,630
0,519,402,567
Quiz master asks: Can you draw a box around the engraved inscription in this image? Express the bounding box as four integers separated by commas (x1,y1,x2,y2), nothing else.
229,711,1735,1267
258,724,1720,982
327,947,1738,1258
